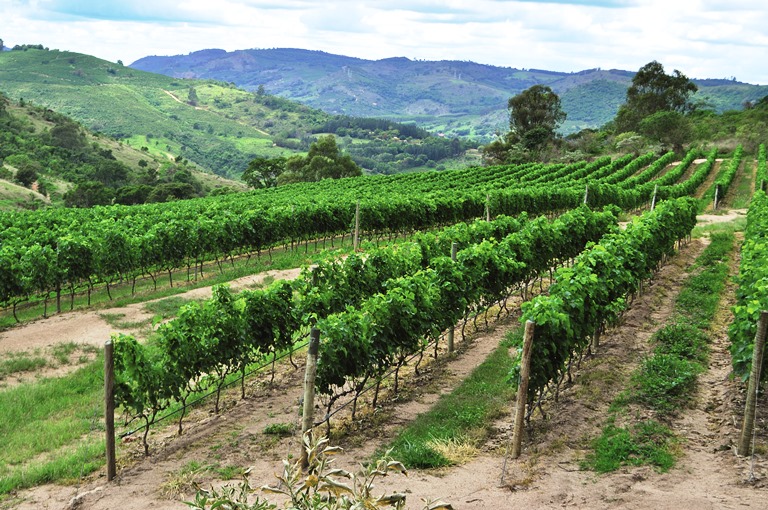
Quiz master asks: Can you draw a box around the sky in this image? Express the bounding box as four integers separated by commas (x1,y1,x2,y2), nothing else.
1,0,766,84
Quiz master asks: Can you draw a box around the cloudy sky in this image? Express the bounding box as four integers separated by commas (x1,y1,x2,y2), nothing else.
2,0,766,84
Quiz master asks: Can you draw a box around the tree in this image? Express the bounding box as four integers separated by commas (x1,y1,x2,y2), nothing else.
639,110,693,152
14,166,38,188
242,156,286,189
615,61,698,133
187,87,199,106
508,85,566,148
276,136,362,184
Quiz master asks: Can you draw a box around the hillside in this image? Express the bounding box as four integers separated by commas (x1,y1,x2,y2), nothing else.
0,47,477,177
0,47,330,178
0,93,246,210
131,48,768,137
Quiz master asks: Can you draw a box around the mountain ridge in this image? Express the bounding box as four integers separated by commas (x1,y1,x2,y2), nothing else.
132,48,768,137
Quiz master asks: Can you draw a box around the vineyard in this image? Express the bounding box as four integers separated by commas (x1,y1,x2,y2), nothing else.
2,146,768,509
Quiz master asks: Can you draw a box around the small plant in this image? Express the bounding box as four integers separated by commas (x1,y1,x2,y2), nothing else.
631,354,702,416
263,422,294,437
584,420,676,473
186,434,452,510
51,342,78,365
652,322,709,363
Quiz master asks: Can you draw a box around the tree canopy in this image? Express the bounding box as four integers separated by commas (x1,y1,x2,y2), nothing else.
615,61,698,133
508,84,567,144
243,135,362,188
482,85,566,164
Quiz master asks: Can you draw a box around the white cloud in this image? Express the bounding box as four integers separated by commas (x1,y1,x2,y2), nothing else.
0,0,765,83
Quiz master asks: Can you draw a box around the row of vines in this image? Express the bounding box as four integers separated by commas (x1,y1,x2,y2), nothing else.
113,205,620,453
730,144,768,379
0,150,718,320
518,197,699,413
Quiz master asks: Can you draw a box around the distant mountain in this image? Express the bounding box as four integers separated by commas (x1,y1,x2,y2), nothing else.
132,48,768,138
0,47,477,178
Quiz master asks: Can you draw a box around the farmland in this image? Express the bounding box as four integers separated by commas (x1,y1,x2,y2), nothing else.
2,147,768,509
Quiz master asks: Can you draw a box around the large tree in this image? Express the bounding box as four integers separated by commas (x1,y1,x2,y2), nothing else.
482,85,565,164
615,60,698,133
277,135,362,185
242,156,286,189
508,85,566,147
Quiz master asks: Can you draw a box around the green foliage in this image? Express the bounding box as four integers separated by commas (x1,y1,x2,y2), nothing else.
730,188,768,380
520,198,698,403
187,435,449,510
631,354,703,415
616,60,698,133
584,420,677,473
278,135,361,184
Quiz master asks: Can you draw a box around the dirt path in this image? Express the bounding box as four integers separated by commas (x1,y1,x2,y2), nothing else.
0,267,303,357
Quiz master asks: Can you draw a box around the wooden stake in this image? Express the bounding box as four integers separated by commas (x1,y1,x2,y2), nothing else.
738,311,768,456
651,184,658,211
447,242,458,354
353,201,360,251
583,185,589,205
714,184,721,211
300,328,321,469
485,193,491,222
104,340,116,481
511,320,535,459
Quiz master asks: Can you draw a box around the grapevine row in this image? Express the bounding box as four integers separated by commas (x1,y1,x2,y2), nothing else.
730,188,768,379
519,197,698,408
112,207,619,452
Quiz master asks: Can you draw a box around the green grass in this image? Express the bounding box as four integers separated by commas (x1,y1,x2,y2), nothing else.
584,419,677,473
0,360,104,494
263,422,294,436
0,353,48,379
383,330,517,468
675,232,733,328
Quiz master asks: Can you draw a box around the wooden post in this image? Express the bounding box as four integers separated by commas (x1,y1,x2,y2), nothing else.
761,179,766,193
714,184,721,211
104,340,116,481
738,311,768,456
353,201,360,251
511,320,535,459
651,184,658,211
300,328,321,470
447,242,458,354
591,323,602,354
485,193,491,222
583,185,589,205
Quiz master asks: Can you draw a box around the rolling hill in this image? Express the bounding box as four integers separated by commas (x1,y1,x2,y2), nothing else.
0,47,477,178
132,48,768,138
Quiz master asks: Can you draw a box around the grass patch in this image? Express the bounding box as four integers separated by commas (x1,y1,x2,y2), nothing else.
263,422,294,436
382,330,517,468
0,360,104,494
584,420,677,473
584,231,735,473
652,322,709,364
143,296,197,321
51,342,79,365
630,354,703,416
0,353,47,379
675,233,733,328
98,313,148,330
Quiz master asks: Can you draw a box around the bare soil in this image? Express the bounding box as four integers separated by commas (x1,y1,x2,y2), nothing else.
5,219,768,509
